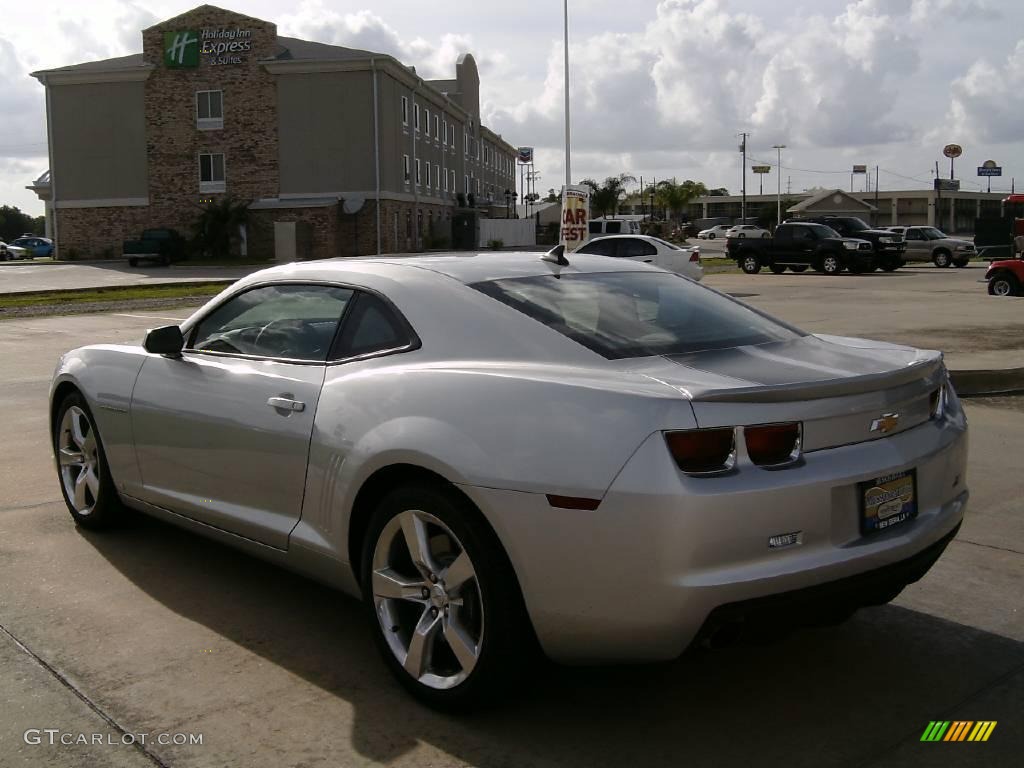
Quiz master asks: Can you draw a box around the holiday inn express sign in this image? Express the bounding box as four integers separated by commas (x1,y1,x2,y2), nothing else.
164,28,253,68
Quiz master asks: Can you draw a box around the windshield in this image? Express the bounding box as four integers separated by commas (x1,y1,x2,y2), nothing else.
811,224,841,239
920,227,947,239
843,218,869,231
472,272,804,360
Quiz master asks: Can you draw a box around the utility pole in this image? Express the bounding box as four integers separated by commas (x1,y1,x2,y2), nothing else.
934,160,941,228
563,0,571,187
739,132,749,222
772,144,786,228
874,165,879,227
787,176,791,195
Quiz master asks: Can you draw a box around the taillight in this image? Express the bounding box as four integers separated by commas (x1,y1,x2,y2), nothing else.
744,422,801,466
930,380,947,419
689,248,701,263
665,428,735,474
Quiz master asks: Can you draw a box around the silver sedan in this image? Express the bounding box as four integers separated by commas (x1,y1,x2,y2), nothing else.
50,250,968,709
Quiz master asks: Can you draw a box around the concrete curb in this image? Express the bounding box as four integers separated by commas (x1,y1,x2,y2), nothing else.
950,367,1024,397
0,280,236,300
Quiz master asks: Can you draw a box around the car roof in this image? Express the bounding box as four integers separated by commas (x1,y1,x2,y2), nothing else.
235,251,663,288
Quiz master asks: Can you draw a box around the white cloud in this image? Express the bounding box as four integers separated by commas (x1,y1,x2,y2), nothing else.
947,38,1024,144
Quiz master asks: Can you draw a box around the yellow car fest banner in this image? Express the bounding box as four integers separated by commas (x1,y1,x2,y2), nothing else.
560,184,590,252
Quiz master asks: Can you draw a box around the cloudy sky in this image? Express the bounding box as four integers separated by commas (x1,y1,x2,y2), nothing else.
2,0,1022,214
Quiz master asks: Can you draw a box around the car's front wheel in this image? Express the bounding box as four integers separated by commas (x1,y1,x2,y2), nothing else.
933,250,952,268
53,392,121,529
708,233,715,239
362,483,529,710
988,272,1021,296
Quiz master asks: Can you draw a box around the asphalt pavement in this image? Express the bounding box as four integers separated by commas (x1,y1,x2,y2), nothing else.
0,309,1022,768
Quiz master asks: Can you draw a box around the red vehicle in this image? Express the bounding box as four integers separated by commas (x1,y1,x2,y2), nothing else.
985,258,1024,296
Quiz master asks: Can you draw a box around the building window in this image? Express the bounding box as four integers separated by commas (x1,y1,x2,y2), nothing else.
424,107,431,136
415,158,421,186
464,129,468,156
435,164,441,190
425,159,430,189
196,90,223,130
414,104,420,132
450,169,455,192
476,178,480,194
465,175,469,194
403,154,410,183
401,96,408,126
199,152,225,193
442,118,448,146
434,115,439,141
443,166,448,192
449,124,455,146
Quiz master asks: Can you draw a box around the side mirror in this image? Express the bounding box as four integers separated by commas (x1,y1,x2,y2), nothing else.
144,325,184,356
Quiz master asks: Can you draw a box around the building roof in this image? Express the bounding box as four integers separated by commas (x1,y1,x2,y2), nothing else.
272,36,385,62
34,53,146,74
787,188,876,213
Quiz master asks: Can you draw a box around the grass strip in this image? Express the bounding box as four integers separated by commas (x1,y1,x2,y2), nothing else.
0,281,231,310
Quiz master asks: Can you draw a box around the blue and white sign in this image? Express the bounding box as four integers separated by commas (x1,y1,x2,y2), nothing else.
977,166,1002,177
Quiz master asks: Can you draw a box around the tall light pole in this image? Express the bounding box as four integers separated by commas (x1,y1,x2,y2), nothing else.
772,144,786,228
738,132,749,222
563,0,571,187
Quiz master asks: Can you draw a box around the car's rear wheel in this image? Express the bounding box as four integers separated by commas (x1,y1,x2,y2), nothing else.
821,254,842,275
761,232,770,239
932,250,952,268
53,393,121,529
988,272,1021,296
790,265,808,273
953,258,969,268
361,484,529,710
740,254,761,274
769,264,786,274
708,233,715,240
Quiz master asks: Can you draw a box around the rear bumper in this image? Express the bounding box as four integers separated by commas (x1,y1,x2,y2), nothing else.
465,404,968,663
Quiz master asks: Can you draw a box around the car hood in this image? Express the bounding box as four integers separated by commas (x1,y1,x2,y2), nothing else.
618,333,943,402
938,238,973,247
858,228,901,238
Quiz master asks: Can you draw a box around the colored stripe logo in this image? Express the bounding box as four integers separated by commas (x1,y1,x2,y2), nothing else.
921,721,997,742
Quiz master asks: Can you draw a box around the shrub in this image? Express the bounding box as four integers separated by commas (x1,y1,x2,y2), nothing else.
487,238,504,250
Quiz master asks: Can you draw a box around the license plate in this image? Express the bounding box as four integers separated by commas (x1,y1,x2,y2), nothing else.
859,469,917,534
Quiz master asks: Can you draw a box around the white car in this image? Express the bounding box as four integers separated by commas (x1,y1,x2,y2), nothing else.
698,225,732,240
1,240,31,260
726,224,771,239
575,235,703,281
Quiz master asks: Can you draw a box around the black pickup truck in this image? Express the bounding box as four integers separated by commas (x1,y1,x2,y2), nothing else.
123,228,186,267
791,215,906,271
727,222,876,275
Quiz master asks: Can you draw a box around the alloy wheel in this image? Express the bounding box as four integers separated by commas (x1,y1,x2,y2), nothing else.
58,406,101,516
992,279,1013,296
823,255,840,274
371,509,484,690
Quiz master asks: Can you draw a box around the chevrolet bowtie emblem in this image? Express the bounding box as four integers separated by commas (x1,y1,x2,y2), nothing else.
870,412,901,434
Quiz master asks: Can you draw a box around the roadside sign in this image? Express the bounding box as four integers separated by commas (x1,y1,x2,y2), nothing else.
751,165,771,174
852,164,867,174
943,144,963,159
978,166,1002,177
934,178,960,191
560,185,590,252
517,147,534,164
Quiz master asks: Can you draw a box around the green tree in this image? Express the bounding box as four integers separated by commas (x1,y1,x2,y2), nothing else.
0,205,42,241
543,188,559,203
581,173,637,217
654,179,708,221
191,196,252,259
708,187,729,196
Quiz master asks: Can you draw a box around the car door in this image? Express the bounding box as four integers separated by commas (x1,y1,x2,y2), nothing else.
618,237,658,264
129,282,354,549
902,228,929,261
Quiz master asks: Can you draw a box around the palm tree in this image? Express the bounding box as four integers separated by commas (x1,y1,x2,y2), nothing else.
581,173,638,217
655,179,708,222
191,196,253,259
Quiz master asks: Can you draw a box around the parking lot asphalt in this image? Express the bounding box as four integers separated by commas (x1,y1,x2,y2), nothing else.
0,261,255,294
1,309,1022,768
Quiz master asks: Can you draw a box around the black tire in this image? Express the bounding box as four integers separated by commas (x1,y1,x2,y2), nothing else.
932,250,952,268
128,257,139,267
53,392,122,530
740,253,761,274
769,264,787,274
161,255,171,267
708,233,715,240
880,259,900,272
360,483,531,711
953,259,969,268
988,272,1021,297
820,253,842,275
790,265,809,273
761,232,770,239
738,233,746,239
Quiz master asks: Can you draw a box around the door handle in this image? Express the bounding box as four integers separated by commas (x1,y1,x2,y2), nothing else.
267,397,305,412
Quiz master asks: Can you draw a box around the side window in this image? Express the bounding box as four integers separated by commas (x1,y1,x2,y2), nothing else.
606,221,622,234
579,239,615,256
619,239,657,258
789,227,810,241
189,284,353,362
906,229,922,240
335,293,413,359
775,226,792,241
588,221,602,234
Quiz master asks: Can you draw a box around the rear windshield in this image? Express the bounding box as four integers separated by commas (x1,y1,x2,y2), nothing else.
472,272,804,359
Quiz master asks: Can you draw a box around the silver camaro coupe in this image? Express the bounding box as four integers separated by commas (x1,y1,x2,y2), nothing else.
50,250,968,708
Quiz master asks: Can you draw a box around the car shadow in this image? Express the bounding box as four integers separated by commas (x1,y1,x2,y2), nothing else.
84,514,1024,768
